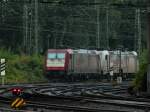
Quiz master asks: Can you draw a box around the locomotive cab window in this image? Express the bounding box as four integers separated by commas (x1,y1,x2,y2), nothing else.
48,53,57,59
57,53,65,59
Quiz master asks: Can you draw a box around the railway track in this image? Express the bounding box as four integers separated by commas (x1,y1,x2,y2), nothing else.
0,82,149,112
0,108,31,112
0,94,139,112
24,101,137,112
0,82,127,98
13,88,147,112
0,95,150,112
5,92,147,112
0,97,128,112
31,82,129,97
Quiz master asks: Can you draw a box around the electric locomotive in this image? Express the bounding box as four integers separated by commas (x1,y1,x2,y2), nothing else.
44,49,139,80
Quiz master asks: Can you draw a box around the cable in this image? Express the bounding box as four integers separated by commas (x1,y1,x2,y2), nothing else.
0,0,148,9
0,27,22,31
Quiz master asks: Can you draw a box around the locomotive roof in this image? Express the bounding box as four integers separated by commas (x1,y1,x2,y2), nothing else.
47,49,69,52
109,51,138,56
47,49,138,56
72,49,97,54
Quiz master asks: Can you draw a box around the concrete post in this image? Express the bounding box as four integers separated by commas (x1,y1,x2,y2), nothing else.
147,1,150,93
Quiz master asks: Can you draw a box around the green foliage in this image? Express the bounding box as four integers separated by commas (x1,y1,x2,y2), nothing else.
0,49,47,84
0,0,147,53
133,49,148,91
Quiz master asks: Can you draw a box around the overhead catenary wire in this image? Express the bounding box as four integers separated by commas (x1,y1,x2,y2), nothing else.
0,0,148,8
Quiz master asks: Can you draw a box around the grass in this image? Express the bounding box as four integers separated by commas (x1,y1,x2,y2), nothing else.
0,49,47,84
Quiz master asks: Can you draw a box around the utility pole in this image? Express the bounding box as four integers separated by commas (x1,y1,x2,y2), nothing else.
0,2,3,45
1,1,6,23
106,6,109,49
34,0,39,54
0,1,3,23
23,3,28,54
96,0,100,49
147,0,150,93
54,37,57,49
29,5,32,54
134,8,137,52
59,21,67,47
134,8,142,55
47,35,50,49
137,8,142,55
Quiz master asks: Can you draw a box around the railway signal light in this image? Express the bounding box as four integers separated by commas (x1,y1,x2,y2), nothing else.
11,88,23,96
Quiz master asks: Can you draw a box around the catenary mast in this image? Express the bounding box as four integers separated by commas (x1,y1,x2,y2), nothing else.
147,0,150,93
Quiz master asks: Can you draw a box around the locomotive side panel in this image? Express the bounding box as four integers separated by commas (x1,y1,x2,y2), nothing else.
98,51,109,74
128,56,135,73
75,54,89,73
109,52,119,73
128,55,138,73
109,51,128,74
68,50,101,74
121,54,129,73
109,51,138,74
88,55,100,73
71,53,98,73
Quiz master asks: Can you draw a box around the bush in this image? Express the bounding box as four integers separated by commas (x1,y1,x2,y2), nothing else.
0,49,47,84
133,49,148,91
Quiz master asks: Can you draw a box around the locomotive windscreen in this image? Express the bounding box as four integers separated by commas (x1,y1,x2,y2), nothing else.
57,53,65,59
48,53,56,59
48,53,65,59
47,53,66,67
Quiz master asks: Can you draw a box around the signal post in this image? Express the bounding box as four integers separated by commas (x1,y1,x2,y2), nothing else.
0,58,6,86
